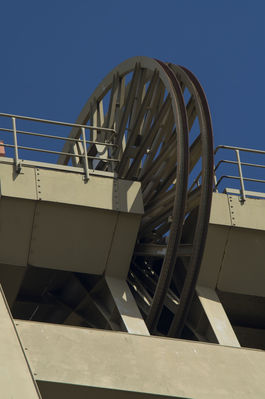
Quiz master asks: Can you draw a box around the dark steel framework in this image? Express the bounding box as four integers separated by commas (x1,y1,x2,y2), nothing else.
59,57,214,337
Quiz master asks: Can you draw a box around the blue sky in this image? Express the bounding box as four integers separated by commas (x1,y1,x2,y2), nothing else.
0,0,264,185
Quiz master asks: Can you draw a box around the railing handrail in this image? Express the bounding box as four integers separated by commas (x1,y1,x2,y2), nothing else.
1,111,264,197
0,127,118,147
0,112,116,133
0,112,118,180
189,144,265,201
214,145,265,202
215,144,265,156
215,159,265,171
1,142,119,161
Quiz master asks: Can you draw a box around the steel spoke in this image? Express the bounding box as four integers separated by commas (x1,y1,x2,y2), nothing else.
56,57,213,338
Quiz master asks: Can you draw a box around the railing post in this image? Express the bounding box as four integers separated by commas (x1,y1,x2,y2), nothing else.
12,117,21,173
235,149,246,202
81,127,89,181
213,173,218,192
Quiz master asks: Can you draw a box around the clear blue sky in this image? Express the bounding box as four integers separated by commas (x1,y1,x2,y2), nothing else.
0,0,264,154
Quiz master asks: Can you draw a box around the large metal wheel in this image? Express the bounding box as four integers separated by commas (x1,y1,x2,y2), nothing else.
60,56,214,337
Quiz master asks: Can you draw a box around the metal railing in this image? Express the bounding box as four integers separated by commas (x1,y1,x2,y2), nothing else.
0,112,118,180
189,145,265,201
1,113,264,200
214,145,265,201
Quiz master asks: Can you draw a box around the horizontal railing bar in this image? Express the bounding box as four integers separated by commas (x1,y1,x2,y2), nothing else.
189,146,265,194
0,127,118,147
215,175,265,188
0,156,117,177
0,112,116,133
215,145,265,155
215,159,265,172
2,143,119,162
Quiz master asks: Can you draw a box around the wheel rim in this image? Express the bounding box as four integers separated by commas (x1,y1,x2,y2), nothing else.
59,56,214,336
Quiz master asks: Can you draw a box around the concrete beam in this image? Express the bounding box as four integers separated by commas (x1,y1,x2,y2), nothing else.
16,320,265,399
